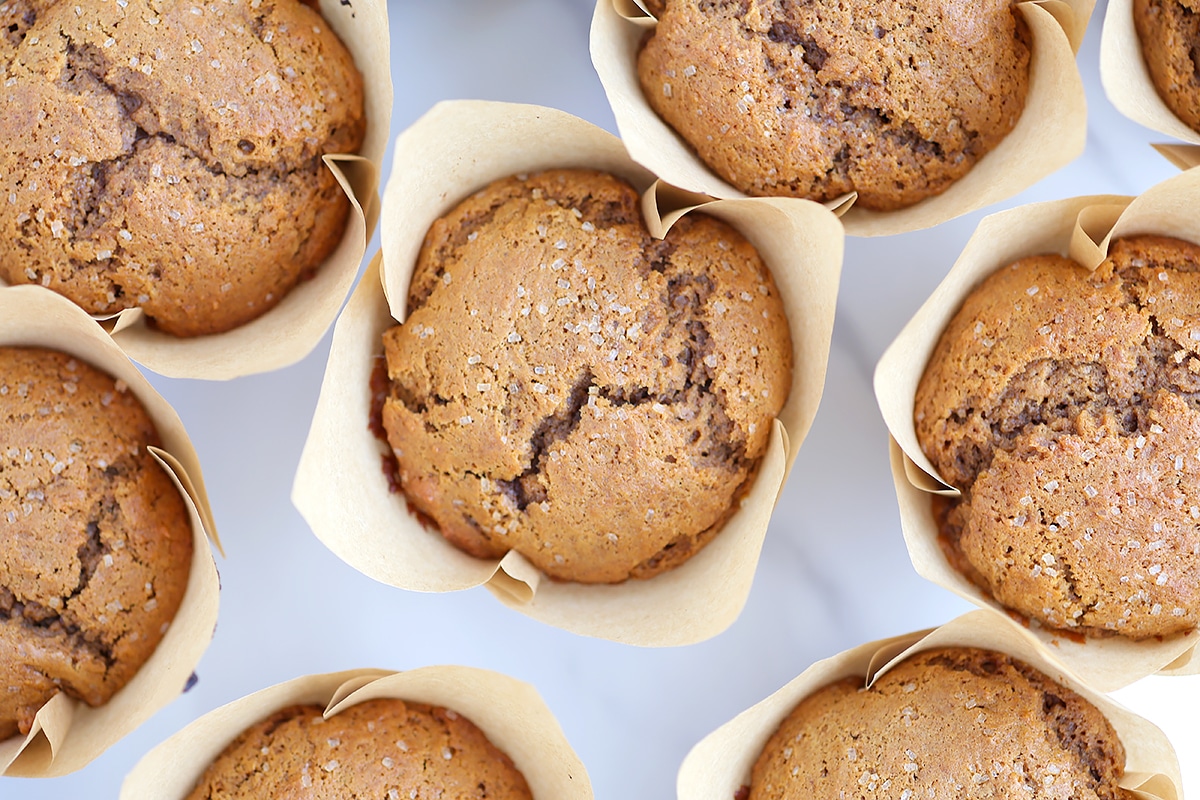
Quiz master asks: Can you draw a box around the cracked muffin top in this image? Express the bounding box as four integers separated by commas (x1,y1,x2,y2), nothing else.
379,169,792,584
749,647,1132,800
915,236,1200,640
1134,0,1200,134
0,347,193,740
635,0,1031,211
0,0,365,337
185,699,533,800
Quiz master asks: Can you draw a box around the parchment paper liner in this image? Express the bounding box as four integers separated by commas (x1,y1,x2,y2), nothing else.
677,610,1182,800
0,0,391,380
591,0,1093,238
292,100,843,646
0,285,220,776
1100,0,1200,153
120,666,592,800
874,167,1200,692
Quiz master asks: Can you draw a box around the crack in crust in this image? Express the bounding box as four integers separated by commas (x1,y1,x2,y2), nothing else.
1,518,118,675
380,169,791,584
0,0,365,336
916,236,1200,639
496,369,594,512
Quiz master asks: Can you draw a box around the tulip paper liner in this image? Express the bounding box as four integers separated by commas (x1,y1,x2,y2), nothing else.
1100,0,1200,148
874,168,1200,691
0,0,391,380
292,100,843,646
0,286,220,777
590,0,1093,237
677,610,1182,800
120,666,592,800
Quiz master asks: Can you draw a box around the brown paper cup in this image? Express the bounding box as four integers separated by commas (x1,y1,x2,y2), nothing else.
677,610,1182,800
292,100,843,646
0,0,391,380
120,666,592,800
1100,0,1200,152
0,286,220,777
874,168,1200,691
591,0,1093,238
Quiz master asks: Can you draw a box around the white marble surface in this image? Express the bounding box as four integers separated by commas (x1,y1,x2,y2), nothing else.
9,0,1199,797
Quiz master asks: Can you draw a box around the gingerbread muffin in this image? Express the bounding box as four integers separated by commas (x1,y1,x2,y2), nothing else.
915,236,1200,639
379,169,792,584
184,699,532,800
635,0,1032,211
1134,0,1200,133
749,647,1131,800
0,347,193,740
0,0,365,337
1132,0,1200,135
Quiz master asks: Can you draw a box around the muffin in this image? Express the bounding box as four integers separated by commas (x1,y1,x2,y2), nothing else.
749,647,1131,800
0,0,366,337
0,347,193,739
184,699,532,799
914,235,1200,639
379,168,792,584
1133,0,1200,133
635,0,1032,210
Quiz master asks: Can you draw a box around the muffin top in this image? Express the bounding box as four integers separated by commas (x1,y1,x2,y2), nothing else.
750,647,1130,800
184,699,533,800
1134,0,1200,133
915,236,1200,639
0,347,193,740
380,168,792,584
0,0,366,336
636,0,1031,210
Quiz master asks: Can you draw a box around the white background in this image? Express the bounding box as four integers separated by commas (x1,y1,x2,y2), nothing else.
9,0,1199,797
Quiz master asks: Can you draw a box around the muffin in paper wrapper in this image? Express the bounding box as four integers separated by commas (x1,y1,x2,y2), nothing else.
0,0,391,380
875,168,1200,691
120,666,592,800
1101,0,1200,153
0,286,220,776
291,100,843,646
591,0,1094,237
677,610,1182,800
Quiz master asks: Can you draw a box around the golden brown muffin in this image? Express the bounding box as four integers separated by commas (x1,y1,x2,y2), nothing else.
636,0,1031,211
915,236,1200,639
749,647,1132,800
1134,0,1200,133
380,169,792,584
185,699,533,800
0,348,193,739
0,0,365,337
